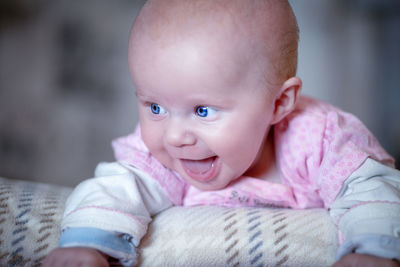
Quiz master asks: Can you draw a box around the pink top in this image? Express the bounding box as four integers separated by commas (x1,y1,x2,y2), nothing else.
112,96,394,209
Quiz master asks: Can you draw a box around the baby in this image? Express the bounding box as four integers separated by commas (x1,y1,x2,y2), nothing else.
44,0,400,266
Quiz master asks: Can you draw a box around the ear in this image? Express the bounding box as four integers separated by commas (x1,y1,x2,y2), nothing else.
270,77,302,124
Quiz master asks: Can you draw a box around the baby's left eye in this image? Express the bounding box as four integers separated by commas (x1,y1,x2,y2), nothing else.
195,106,217,118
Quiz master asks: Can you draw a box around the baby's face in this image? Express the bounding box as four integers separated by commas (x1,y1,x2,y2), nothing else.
129,0,297,190
131,26,277,191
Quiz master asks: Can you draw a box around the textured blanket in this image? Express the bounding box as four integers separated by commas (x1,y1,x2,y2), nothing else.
0,177,338,266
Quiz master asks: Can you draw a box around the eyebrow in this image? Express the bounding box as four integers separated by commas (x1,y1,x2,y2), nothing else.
135,90,150,98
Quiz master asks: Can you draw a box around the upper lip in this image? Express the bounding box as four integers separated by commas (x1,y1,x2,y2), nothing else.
179,155,216,161
166,145,215,160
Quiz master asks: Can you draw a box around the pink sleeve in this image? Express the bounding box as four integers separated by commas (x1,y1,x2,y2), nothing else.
275,97,394,208
111,125,186,205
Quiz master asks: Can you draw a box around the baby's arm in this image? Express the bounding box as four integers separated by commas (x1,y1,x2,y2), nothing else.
332,253,400,267
45,162,173,266
43,247,109,267
330,158,400,263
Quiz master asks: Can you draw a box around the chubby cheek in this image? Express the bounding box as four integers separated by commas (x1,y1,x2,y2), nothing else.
206,132,256,172
215,125,268,174
225,140,260,173
140,122,172,167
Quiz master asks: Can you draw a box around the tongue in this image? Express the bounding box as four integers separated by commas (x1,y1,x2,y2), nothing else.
181,157,215,174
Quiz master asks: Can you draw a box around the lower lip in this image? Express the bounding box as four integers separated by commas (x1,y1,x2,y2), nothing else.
180,156,219,183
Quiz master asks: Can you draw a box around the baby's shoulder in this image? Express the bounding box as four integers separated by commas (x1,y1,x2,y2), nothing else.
273,95,365,157
290,95,343,121
275,95,358,135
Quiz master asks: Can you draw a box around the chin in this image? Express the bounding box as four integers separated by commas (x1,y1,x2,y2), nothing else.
188,179,230,191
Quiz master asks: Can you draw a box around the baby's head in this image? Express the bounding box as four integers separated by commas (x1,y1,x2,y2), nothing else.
129,0,302,190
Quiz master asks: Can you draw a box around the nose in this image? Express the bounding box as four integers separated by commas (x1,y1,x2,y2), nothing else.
164,118,196,147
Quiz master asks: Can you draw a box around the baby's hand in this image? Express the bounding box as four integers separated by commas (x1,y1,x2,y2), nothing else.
42,247,109,267
333,254,399,267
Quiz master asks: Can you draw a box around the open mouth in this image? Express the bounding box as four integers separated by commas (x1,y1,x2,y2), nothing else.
180,156,218,182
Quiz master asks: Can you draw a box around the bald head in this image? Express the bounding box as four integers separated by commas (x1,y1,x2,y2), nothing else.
129,0,299,90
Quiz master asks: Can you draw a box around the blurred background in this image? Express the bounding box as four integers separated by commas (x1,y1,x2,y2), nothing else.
1,0,399,187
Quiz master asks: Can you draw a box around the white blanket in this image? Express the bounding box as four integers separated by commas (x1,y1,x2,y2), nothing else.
0,177,338,266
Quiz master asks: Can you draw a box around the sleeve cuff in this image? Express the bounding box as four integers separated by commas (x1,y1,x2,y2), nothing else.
60,227,138,267
337,234,400,261
338,202,400,237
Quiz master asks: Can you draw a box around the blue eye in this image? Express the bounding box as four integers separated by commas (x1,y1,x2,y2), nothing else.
150,103,166,115
195,106,217,118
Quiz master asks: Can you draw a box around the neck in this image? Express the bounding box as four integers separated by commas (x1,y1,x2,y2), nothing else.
243,129,280,183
